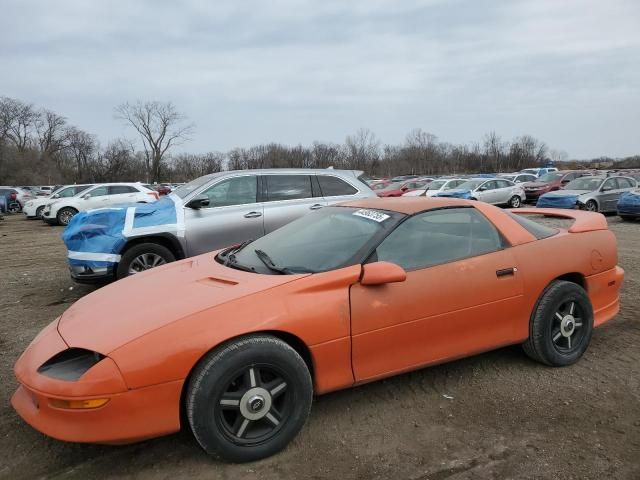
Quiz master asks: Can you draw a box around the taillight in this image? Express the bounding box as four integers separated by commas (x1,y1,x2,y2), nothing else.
147,192,159,200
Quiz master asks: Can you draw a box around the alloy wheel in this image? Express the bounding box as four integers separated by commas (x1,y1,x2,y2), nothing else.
128,253,167,274
551,300,585,351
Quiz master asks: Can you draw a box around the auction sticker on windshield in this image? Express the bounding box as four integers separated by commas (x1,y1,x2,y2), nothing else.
353,209,390,222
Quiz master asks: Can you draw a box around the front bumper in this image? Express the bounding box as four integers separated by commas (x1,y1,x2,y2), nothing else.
42,212,58,225
69,263,115,284
12,319,183,444
524,189,549,201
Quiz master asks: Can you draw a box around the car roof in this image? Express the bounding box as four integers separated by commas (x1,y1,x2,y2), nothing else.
199,168,364,181
341,197,474,214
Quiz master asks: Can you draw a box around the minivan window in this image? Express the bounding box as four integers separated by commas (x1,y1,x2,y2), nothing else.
201,176,257,207
110,185,138,194
266,175,312,201
317,175,358,196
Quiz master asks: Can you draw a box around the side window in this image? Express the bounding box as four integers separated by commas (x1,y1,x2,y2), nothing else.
617,178,633,189
109,185,138,194
266,175,312,201
482,181,497,190
375,208,504,270
88,186,109,197
200,176,257,208
497,180,512,188
602,178,617,191
59,188,75,198
317,175,358,197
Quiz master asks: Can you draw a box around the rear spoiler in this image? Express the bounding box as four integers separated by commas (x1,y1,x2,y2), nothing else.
512,208,609,233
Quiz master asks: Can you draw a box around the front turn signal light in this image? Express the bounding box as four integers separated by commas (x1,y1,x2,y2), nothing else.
48,398,110,410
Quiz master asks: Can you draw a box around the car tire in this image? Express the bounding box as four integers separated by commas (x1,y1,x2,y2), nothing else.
508,195,521,208
620,215,635,221
522,280,594,367
186,335,313,462
116,243,176,279
585,200,598,212
56,207,78,226
35,206,45,219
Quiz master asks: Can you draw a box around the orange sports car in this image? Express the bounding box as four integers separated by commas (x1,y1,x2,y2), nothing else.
12,198,623,462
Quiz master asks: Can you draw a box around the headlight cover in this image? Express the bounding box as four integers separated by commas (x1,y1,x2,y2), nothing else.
38,348,105,381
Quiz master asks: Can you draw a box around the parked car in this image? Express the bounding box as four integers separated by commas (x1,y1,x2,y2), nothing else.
435,178,525,208
390,174,420,182
536,176,637,212
403,178,466,197
62,169,376,283
499,173,538,184
12,197,624,462
23,184,94,219
520,167,558,177
522,171,591,203
617,189,640,221
0,186,35,210
376,180,430,197
42,183,159,226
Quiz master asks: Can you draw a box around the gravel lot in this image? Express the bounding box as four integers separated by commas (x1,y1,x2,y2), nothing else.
1,213,639,479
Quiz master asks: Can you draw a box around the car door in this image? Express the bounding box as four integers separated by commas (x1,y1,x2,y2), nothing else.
350,207,524,381
597,178,619,212
262,174,323,234
475,180,498,203
80,185,111,210
107,185,139,206
316,174,361,205
183,174,264,256
495,179,518,204
610,177,635,211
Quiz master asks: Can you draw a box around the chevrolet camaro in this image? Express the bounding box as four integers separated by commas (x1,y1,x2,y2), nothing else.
12,197,623,462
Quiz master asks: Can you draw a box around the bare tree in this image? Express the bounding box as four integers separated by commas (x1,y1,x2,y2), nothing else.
1,97,38,152
115,101,194,182
36,110,68,164
344,128,380,172
65,127,97,181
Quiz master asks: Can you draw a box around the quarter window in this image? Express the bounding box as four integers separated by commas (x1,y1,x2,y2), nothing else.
266,175,312,201
200,176,257,207
109,185,138,194
88,186,109,197
317,175,358,196
374,208,504,270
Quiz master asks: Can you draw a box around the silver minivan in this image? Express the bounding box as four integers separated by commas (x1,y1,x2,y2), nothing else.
67,169,376,282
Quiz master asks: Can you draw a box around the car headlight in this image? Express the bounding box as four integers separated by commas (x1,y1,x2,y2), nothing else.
38,348,105,381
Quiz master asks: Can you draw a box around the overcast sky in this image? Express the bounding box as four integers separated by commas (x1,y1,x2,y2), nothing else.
1,0,639,158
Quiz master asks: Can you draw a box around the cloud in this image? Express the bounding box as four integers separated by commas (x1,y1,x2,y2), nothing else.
1,0,638,158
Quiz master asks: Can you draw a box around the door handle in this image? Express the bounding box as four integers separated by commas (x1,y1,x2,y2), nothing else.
309,204,323,210
244,211,262,218
496,267,517,277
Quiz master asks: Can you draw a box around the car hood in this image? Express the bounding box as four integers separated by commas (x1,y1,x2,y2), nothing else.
540,189,590,197
523,181,552,188
57,253,310,354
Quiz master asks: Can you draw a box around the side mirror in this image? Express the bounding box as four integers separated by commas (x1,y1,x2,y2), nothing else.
82,193,91,200
601,186,612,192
361,261,407,286
52,194,60,199
186,194,210,209
478,186,487,191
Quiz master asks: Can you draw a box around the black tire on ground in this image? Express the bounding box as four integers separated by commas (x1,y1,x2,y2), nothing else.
508,195,521,208
522,280,594,367
56,207,78,226
620,215,635,221
115,242,175,279
186,335,313,462
585,200,598,212
35,206,44,219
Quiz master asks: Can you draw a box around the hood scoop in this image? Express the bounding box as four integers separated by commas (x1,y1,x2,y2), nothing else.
197,276,239,288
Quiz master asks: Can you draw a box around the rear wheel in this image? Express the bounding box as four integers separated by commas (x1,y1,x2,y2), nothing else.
523,280,594,366
585,200,598,212
508,195,521,208
116,242,175,279
186,335,313,462
56,207,78,226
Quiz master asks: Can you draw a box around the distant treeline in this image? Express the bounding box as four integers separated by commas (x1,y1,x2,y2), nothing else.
1,95,638,185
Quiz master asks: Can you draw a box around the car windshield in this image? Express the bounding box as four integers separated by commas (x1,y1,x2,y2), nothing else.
225,207,404,274
501,175,515,182
171,175,215,199
564,177,603,191
456,180,485,190
427,180,446,190
537,172,564,182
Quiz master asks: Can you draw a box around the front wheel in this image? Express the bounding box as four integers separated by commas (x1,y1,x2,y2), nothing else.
116,243,175,279
508,195,521,208
186,335,313,462
585,200,598,212
523,280,594,366
35,206,45,219
56,207,78,226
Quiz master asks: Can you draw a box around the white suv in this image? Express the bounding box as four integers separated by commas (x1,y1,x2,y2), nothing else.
43,183,159,226
23,184,93,219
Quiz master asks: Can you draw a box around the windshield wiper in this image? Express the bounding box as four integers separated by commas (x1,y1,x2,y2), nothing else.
254,249,292,275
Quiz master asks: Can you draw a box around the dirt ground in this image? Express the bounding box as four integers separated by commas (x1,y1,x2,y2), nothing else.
0,213,639,480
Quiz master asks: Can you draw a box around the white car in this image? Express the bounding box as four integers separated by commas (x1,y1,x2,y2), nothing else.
519,167,558,177
0,186,35,208
403,178,467,197
499,173,539,184
42,183,159,226
23,184,93,219
435,178,526,208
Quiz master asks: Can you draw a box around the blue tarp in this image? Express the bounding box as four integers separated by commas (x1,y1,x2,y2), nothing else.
61,196,179,268
536,194,579,209
617,191,640,214
436,189,473,199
